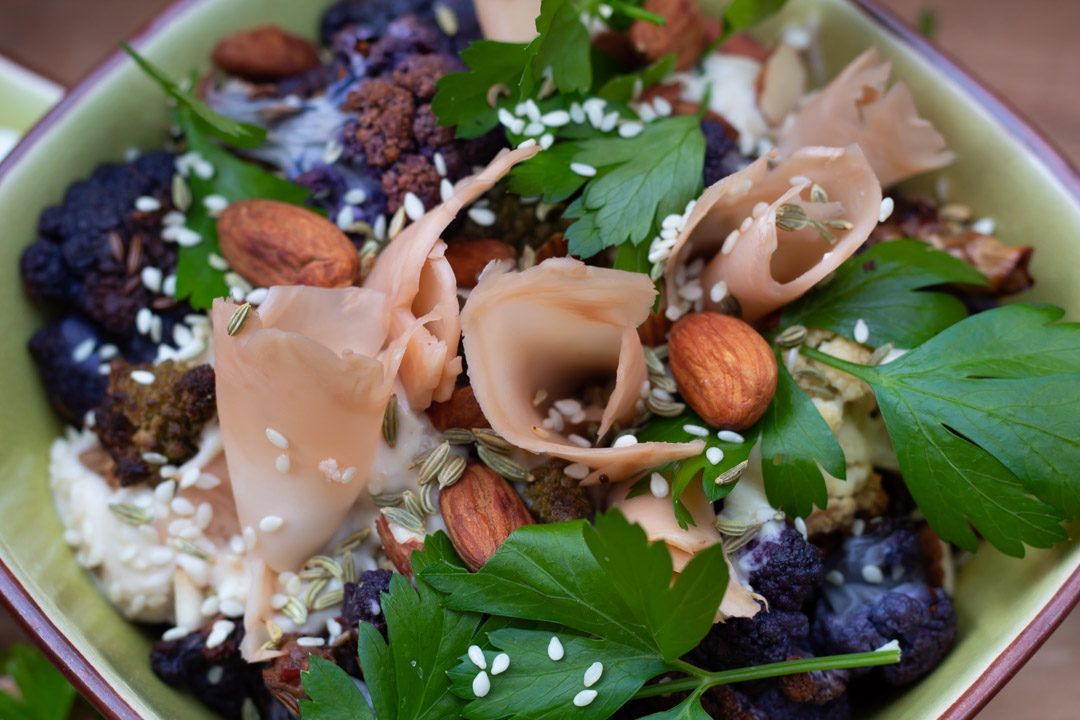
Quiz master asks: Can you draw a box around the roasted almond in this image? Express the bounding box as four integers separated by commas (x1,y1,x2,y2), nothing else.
375,514,425,578
427,386,490,432
444,238,517,289
211,25,321,82
438,463,533,571
668,312,778,430
217,199,358,288
628,0,721,70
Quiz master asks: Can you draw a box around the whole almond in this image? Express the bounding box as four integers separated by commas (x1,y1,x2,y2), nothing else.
444,239,517,288
217,199,358,288
439,463,533,571
376,514,425,578
668,312,778,430
211,25,321,82
427,385,490,432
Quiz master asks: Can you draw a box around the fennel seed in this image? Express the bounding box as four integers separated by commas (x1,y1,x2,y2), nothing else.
810,183,829,203
437,454,467,488
109,502,152,526
281,596,308,626
473,428,514,454
226,303,252,336
302,577,329,608
776,204,838,244
867,342,896,367
441,428,476,445
381,506,425,535
381,394,398,448
714,460,749,486
417,442,451,485
775,325,808,348
477,445,533,483
313,588,345,611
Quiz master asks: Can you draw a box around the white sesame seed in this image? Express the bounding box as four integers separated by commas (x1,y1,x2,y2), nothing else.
218,598,244,617
554,399,582,416
717,430,744,444
131,370,156,385
163,210,186,227
509,117,527,136
650,473,669,498
652,96,673,117
135,196,161,212
878,197,894,223
71,338,96,364
136,307,153,335
567,434,591,448
203,194,229,214
706,447,724,465
615,119,645,138
207,666,225,685
523,121,544,137
275,454,291,473
119,546,138,563
569,102,586,124
170,497,195,516
854,318,870,344
193,160,215,180
721,228,740,255
155,479,177,504
490,653,510,675
547,636,564,661
599,111,619,133
205,620,235,649
98,343,118,360
176,227,203,247
335,205,356,230
570,162,597,177
739,216,754,232
403,193,426,221
794,516,808,540
678,282,703,301
541,110,571,127
265,427,289,450
162,274,178,297
150,313,163,344
148,546,174,566
344,188,368,206
373,214,388,241
564,463,589,480
861,565,884,584
245,287,268,305
852,518,866,536
971,217,996,235
517,137,538,150
706,282,728,305
297,636,326,647
637,103,657,123
584,661,604,687
826,570,845,586
613,434,638,448
207,253,229,271
683,424,709,437
327,618,343,638
472,671,491,698
433,152,448,177
162,626,189,641
341,466,358,484
260,515,284,533
539,133,555,150
573,689,598,707
468,207,497,226
468,645,487,669
498,108,516,128
141,266,164,293
172,323,194,348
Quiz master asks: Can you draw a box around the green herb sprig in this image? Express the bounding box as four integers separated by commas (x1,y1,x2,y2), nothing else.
300,513,900,720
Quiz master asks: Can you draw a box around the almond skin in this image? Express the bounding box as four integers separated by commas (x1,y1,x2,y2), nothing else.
211,25,321,82
427,385,490,432
668,312,778,430
439,463,533,571
444,239,518,288
376,514,425,578
217,199,358,288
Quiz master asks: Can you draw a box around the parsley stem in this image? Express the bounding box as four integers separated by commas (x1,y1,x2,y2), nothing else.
797,345,872,376
631,649,902,700
608,1,666,25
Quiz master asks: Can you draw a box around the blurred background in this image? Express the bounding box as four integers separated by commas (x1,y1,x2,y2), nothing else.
0,0,1078,718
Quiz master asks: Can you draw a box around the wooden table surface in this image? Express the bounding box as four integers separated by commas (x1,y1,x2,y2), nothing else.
1,1,1078,718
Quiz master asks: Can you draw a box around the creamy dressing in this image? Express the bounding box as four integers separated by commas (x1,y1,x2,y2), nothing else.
675,53,770,156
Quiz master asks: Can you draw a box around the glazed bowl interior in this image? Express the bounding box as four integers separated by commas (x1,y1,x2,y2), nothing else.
1,0,1079,718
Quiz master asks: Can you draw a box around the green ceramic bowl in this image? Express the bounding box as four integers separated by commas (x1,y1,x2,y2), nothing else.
0,54,63,158
1,0,1078,718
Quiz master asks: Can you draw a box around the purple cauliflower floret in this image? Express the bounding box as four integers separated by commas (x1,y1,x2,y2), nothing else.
812,519,958,685
734,522,824,611
688,603,809,671
321,0,480,53
701,119,748,186
705,684,850,720
340,569,394,637
27,315,110,423
150,622,289,720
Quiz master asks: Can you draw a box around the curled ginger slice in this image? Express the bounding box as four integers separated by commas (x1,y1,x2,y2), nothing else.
461,257,704,483
664,145,882,322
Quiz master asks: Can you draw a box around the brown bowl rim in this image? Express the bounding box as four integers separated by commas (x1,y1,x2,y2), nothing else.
2,0,1080,719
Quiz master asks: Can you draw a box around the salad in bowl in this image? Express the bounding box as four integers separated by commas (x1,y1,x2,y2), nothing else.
12,0,1080,718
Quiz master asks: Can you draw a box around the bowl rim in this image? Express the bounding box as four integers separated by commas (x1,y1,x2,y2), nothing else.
1,1,1079,719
